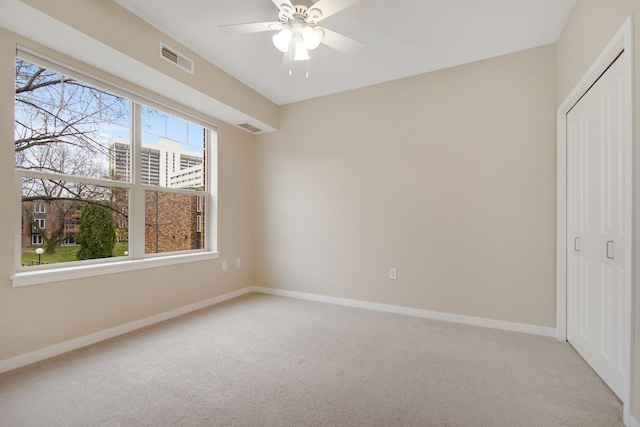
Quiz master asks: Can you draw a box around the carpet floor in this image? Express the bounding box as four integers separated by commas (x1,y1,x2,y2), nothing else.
0,292,623,426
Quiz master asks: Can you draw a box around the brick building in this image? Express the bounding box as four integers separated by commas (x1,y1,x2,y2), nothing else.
110,136,205,253
21,199,83,249
145,192,204,253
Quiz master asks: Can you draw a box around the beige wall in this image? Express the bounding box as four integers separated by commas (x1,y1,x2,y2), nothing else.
556,0,639,420
0,22,257,361
255,45,558,328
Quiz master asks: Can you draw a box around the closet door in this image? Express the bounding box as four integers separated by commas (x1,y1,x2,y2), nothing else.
566,52,629,399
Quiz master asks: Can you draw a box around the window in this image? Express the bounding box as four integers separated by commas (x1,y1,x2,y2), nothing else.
14,55,215,276
33,202,45,213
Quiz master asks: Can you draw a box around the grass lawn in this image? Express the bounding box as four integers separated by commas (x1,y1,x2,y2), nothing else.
21,242,129,267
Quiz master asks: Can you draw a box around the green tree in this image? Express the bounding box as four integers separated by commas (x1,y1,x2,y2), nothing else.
76,202,116,260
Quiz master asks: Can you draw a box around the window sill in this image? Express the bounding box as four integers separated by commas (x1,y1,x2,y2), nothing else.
11,251,220,288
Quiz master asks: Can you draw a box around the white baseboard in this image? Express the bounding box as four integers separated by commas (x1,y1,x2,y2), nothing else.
0,285,559,374
0,287,253,374
250,286,557,338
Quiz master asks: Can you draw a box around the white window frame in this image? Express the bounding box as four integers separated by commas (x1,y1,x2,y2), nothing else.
12,50,219,288
31,234,43,245
34,218,45,230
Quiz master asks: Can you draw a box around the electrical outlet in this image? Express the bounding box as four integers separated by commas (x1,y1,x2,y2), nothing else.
389,268,397,280
222,261,227,271
236,259,241,268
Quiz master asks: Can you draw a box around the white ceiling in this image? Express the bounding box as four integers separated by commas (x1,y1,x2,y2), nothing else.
113,0,577,105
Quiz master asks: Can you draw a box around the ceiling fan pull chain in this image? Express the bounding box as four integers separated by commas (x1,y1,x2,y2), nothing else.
289,51,293,76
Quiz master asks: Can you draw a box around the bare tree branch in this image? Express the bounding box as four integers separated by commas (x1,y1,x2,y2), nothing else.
16,75,73,94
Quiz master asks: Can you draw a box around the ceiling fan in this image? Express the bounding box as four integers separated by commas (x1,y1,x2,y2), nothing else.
219,0,364,76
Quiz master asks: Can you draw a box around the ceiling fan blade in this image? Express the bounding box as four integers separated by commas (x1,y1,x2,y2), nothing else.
272,0,293,11
319,27,364,55
311,0,361,21
219,21,281,36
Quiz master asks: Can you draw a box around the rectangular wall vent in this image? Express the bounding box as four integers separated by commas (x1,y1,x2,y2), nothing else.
238,123,262,133
160,43,194,74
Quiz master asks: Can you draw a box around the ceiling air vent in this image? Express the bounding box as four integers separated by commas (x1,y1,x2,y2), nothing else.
238,123,262,133
160,43,194,74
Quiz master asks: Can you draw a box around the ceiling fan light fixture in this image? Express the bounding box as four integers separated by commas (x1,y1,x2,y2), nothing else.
294,38,310,61
272,28,293,53
302,26,323,50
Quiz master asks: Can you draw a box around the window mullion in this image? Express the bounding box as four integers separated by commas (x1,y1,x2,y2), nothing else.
206,130,217,253
15,170,134,189
131,103,145,259
14,170,24,272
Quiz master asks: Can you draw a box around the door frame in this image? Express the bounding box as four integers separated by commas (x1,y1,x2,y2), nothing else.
556,16,634,425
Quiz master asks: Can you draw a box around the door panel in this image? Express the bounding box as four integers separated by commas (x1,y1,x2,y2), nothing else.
566,52,628,399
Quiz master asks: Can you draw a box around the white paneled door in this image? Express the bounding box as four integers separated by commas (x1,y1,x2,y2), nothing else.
566,51,630,400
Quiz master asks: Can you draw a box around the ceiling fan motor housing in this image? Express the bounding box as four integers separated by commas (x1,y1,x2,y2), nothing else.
278,4,322,27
